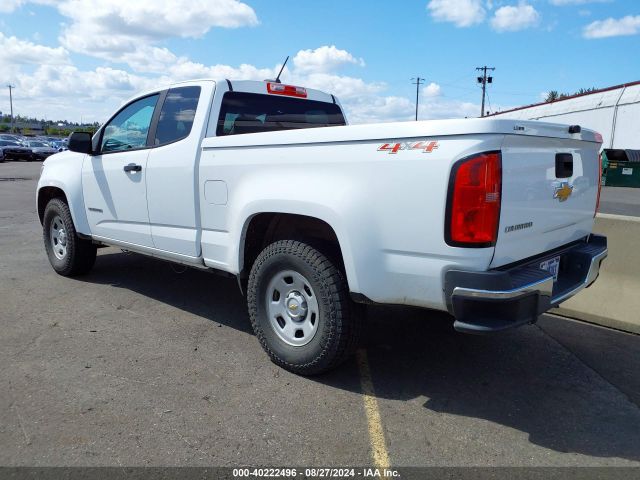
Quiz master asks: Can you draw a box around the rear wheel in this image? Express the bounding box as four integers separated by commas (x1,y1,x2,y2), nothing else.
247,240,361,375
43,198,96,276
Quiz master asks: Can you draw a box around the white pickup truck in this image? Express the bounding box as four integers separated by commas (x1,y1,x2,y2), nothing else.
37,79,607,374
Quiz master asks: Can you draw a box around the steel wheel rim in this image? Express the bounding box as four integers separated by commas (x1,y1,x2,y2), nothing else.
50,215,68,260
265,270,320,346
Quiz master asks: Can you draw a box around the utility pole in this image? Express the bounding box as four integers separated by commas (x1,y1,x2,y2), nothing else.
7,84,15,133
475,66,495,117
411,77,425,121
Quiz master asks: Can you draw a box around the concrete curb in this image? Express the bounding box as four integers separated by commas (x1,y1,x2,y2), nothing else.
551,213,640,335
552,309,640,335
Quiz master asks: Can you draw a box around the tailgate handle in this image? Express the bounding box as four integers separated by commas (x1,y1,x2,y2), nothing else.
555,153,573,178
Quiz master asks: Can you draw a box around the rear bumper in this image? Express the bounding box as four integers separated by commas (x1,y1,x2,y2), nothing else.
444,235,608,334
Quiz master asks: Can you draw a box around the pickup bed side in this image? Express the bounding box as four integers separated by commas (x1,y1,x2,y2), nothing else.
199,128,504,311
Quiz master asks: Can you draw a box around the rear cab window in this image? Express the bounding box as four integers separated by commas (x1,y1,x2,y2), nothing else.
216,91,346,136
154,86,201,146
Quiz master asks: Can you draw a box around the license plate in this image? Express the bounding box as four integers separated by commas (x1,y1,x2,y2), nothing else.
540,256,561,282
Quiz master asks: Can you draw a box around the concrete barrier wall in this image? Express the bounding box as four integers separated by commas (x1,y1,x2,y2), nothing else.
552,213,640,334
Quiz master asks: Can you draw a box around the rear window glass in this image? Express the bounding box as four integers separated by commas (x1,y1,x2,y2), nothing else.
216,91,345,136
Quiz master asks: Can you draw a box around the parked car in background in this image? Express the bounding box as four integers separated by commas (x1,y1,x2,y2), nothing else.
0,140,33,161
25,140,57,160
50,139,68,152
0,134,25,145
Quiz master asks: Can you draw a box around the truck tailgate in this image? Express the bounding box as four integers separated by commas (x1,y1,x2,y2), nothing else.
490,132,600,268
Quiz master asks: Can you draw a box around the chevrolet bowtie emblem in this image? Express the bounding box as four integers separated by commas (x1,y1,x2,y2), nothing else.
554,182,573,202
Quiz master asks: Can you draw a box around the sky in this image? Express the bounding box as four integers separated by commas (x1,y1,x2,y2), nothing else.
0,0,638,125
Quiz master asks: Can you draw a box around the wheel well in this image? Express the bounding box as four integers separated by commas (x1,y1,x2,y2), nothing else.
37,187,67,225
241,213,345,279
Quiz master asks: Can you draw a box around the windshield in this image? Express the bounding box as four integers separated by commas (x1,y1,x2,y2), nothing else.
216,91,346,136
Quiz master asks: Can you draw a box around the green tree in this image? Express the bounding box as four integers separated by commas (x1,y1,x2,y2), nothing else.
545,91,559,102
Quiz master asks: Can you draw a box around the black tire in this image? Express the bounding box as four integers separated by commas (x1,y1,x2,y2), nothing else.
43,198,96,276
247,240,362,375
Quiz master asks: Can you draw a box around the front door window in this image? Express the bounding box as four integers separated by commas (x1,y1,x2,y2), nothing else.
101,94,159,153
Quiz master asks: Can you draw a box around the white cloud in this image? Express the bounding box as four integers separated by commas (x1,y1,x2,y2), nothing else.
54,0,257,63
294,73,384,99
549,0,609,5
346,96,415,124
420,98,481,119
0,32,69,65
0,0,24,13
583,15,640,39
0,22,480,125
116,46,180,74
19,65,145,99
292,46,365,74
491,2,540,32
3,64,150,123
165,61,280,83
427,0,486,27
423,82,442,97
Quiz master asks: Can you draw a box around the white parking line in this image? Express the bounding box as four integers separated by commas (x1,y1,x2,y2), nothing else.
597,213,640,222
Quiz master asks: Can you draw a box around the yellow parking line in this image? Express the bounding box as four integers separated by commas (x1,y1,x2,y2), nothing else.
356,348,391,469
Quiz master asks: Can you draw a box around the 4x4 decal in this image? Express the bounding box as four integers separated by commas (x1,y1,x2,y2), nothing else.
377,140,439,154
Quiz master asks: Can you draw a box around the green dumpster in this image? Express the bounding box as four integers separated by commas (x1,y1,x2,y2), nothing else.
602,149,640,188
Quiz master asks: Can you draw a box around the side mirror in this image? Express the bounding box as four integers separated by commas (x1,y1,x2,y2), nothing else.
68,131,93,154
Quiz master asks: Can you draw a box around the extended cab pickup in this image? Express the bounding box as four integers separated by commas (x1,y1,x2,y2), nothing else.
37,79,607,374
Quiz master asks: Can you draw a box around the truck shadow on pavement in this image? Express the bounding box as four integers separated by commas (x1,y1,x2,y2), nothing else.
83,250,640,463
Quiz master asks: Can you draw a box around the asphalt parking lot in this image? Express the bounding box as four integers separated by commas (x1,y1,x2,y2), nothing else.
599,186,640,217
1,161,640,468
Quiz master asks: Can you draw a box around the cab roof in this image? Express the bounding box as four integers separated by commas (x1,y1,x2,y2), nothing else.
126,79,337,106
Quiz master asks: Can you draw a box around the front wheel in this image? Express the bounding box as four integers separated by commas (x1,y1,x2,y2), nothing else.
43,198,97,276
247,240,361,375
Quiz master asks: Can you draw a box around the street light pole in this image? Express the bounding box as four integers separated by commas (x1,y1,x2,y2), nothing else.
7,84,15,133
411,77,425,121
475,66,495,117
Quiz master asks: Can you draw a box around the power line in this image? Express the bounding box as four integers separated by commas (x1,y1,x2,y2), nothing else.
411,77,425,121
437,73,478,90
475,66,495,117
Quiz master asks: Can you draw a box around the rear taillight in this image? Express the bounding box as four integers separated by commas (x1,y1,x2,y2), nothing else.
446,151,502,247
595,152,602,217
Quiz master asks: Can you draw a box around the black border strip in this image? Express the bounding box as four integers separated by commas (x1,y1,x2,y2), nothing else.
146,89,168,148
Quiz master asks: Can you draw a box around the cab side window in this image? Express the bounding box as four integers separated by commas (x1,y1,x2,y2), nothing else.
101,94,159,153
154,86,201,146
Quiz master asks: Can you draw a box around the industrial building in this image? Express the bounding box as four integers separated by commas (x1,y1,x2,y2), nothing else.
491,80,640,150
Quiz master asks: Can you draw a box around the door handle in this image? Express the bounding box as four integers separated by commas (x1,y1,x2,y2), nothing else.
124,163,142,173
